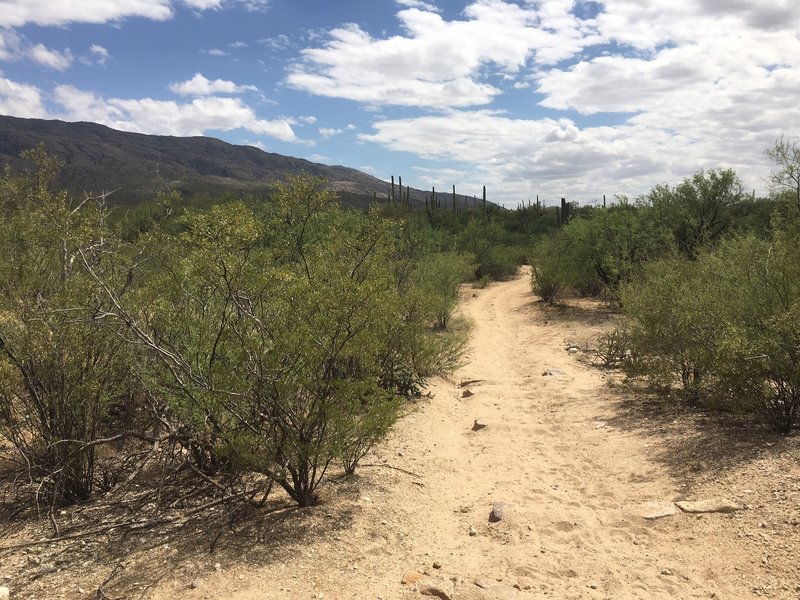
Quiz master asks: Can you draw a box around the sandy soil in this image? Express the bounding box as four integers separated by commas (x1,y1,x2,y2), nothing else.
3,267,799,599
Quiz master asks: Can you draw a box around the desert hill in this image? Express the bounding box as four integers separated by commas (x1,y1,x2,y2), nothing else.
0,115,481,208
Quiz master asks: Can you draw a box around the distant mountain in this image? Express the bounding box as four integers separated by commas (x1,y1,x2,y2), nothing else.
0,115,484,209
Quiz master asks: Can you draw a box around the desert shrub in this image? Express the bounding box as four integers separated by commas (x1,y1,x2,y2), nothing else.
530,237,566,303
414,251,475,329
620,228,800,432
108,177,469,505
561,205,674,299
0,146,141,504
704,233,800,432
620,258,724,404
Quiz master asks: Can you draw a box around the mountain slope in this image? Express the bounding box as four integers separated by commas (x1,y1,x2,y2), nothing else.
0,115,483,208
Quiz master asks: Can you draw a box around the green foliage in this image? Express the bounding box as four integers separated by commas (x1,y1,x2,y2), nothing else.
0,145,140,504
531,204,673,301
414,251,475,329
620,230,800,432
648,169,745,260
620,258,723,403
530,236,565,303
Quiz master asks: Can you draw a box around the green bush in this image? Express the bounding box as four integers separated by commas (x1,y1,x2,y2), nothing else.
414,251,475,329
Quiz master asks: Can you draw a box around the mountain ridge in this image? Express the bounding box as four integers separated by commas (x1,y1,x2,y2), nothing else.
0,115,485,208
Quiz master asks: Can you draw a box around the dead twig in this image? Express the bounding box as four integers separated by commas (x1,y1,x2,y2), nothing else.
357,463,422,478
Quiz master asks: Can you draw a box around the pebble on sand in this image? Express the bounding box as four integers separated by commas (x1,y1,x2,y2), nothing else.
489,501,505,522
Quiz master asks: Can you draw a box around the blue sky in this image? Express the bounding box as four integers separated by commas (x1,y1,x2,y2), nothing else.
1,0,798,206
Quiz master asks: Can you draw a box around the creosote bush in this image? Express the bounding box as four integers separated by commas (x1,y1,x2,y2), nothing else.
0,155,470,509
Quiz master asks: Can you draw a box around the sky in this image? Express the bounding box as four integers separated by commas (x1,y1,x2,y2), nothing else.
0,0,798,207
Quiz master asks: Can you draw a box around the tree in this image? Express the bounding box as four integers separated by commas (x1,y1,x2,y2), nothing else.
649,169,745,260
766,135,800,207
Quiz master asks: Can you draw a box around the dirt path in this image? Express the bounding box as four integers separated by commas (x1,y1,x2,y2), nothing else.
151,268,798,600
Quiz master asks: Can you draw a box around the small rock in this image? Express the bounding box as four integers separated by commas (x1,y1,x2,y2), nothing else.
636,501,679,520
489,501,505,523
432,561,442,569
589,583,598,589
213,563,221,571
469,526,478,536
0,587,9,600
661,569,673,576
402,571,425,585
418,578,453,599
472,420,487,431
568,347,580,354
760,521,768,528
462,389,474,398
514,577,534,590
542,368,564,377
675,498,744,514
190,580,203,589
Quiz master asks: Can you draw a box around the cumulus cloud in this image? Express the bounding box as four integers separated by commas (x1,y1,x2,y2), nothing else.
29,43,73,70
358,107,778,205
0,76,48,117
169,73,258,96
51,84,297,141
288,0,600,109
0,0,174,27
0,0,269,27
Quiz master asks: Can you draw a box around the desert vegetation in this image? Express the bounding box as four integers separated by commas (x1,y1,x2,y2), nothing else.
531,137,800,434
0,146,481,517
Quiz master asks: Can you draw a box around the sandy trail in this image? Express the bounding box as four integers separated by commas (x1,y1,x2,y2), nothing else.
161,267,795,600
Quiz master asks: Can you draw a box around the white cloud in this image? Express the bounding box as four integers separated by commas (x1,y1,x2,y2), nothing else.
52,84,297,142
0,0,269,27
29,43,73,70
395,0,440,13
228,40,247,48
319,127,343,138
358,107,777,205
169,73,258,96
183,0,222,9
259,34,291,51
0,0,174,27
89,44,110,65
0,28,22,60
288,0,600,109
0,76,48,117
206,48,229,56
